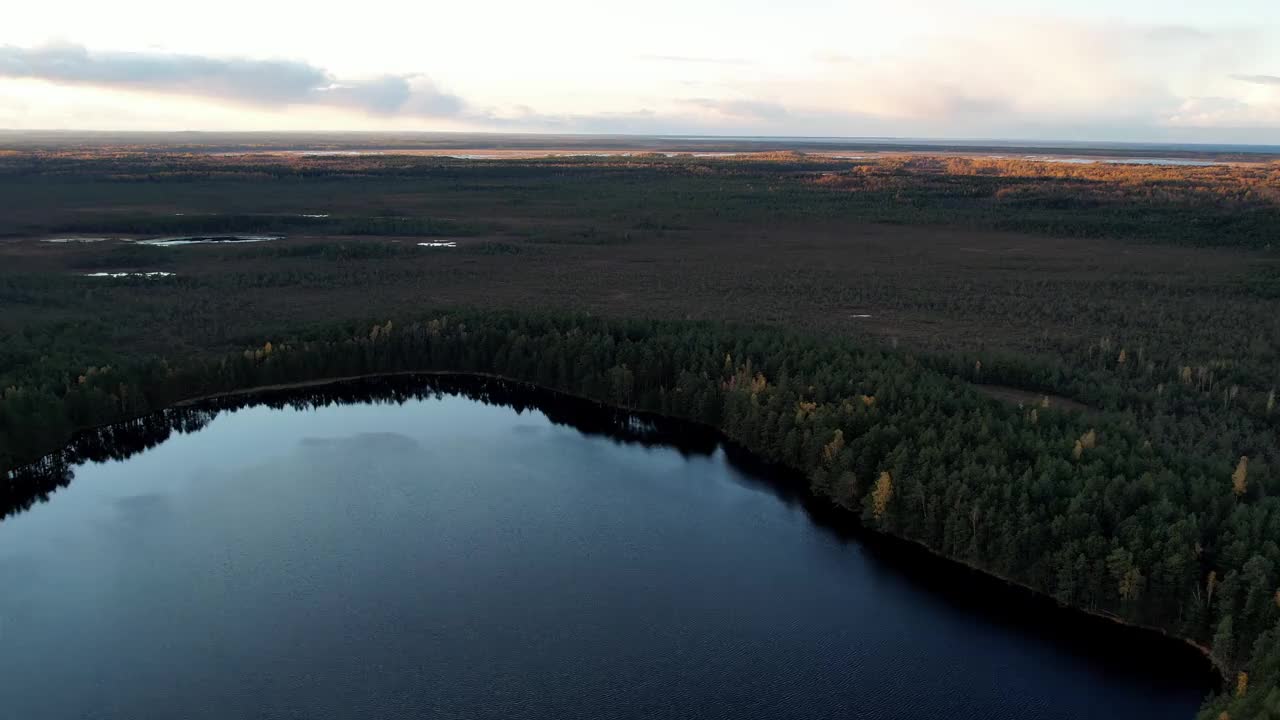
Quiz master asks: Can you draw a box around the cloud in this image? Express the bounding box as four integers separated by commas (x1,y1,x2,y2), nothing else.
682,98,789,121
1141,25,1211,44
813,52,859,65
638,54,749,66
2,20,1277,143
1165,96,1280,130
824,22,1196,122
476,106,663,134
751,19,1278,140
1231,74,1280,86
1167,96,1250,124
0,42,463,117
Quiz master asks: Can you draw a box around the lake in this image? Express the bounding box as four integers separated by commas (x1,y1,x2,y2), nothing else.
0,376,1214,719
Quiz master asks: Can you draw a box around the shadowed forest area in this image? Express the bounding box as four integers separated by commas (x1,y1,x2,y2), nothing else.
2,147,1280,719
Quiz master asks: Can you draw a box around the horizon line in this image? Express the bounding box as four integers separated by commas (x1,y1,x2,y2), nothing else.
2,128,1280,153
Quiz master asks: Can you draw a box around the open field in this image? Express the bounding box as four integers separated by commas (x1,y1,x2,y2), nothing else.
1,216,1269,358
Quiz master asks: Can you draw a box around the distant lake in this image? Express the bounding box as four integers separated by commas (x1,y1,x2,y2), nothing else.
0,376,1214,719
1104,158,1220,166
1032,156,1222,167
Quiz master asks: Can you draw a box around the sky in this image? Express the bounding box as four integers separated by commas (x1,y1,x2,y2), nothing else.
1,0,1279,142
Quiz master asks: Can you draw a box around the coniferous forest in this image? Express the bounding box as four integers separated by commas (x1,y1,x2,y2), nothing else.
2,144,1279,719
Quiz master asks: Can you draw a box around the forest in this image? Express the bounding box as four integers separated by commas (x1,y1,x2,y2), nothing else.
2,147,1279,719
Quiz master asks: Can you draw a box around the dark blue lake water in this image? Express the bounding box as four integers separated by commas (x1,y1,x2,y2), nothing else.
0,377,1213,719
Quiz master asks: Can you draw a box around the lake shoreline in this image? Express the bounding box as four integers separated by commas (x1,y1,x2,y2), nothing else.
159,370,1230,688
9,367,1225,695
1,369,1214,720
